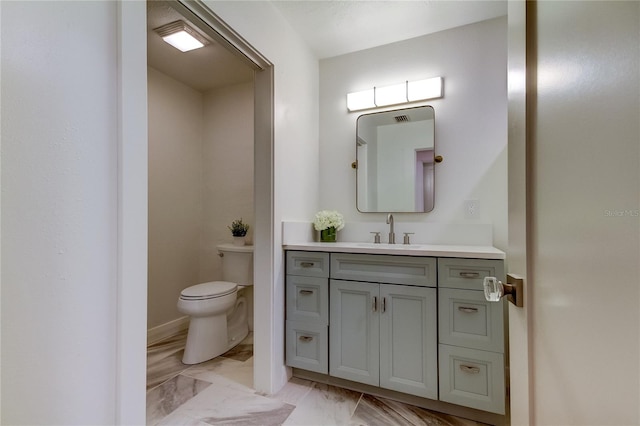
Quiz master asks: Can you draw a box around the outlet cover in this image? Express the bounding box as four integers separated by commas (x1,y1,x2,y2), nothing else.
465,199,479,219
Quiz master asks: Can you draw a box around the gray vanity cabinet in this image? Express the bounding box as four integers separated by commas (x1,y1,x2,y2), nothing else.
437,257,506,415
329,253,438,399
285,249,507,420
285,251,330,374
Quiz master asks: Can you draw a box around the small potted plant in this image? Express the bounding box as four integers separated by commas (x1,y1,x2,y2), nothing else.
313,210,345,242
228,218,250,246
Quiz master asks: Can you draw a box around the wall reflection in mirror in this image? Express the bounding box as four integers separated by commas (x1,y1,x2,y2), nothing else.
356,106,435,213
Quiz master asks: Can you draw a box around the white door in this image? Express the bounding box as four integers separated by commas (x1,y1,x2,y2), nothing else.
508,1,639,424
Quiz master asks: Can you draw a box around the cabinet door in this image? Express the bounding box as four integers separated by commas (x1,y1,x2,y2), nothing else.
331,253,436,287
286,275,328,323
439,344,505,414
439,288,504,352
285,320,328,374
329,279,379,386
437,258,504,290
286,251,330,278
379,284,438,399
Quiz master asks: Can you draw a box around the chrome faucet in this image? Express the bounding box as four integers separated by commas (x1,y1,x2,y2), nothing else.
386,213,395,244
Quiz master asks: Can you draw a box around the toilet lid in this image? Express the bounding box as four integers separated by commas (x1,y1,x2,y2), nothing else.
180,281,237,300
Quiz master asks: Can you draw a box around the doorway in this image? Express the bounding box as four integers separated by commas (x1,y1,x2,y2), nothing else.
147,1,273,372
129,0,275,421
146,0,255,342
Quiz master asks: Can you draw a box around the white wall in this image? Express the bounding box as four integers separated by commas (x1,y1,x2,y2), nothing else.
1,2,120,423
201,82,254,282
532,2,639,424
0,0,315,421
319,17,508,250
206,1,319,393
148,68,204,329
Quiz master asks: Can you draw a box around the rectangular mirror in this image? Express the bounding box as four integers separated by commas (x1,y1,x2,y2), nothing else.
356,105,435,213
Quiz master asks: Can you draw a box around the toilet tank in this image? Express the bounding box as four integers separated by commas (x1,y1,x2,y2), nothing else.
217,244,254,286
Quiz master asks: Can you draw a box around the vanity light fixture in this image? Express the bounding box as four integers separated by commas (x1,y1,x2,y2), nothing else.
346,77,443,112
154,20,209,52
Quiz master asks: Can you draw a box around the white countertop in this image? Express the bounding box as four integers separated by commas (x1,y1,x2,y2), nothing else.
283,242,505,260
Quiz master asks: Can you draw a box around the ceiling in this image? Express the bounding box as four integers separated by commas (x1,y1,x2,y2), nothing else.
147,0,507,92
271,1,507,59
147,1,254,92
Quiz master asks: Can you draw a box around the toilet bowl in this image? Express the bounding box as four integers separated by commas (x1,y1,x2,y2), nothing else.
177,281,248,365
177,244,253,365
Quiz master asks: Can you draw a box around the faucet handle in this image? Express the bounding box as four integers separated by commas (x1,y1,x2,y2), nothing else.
370,232,381,244
403,232,414,245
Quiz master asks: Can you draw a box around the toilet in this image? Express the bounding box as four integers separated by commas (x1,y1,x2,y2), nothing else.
177,244,253,365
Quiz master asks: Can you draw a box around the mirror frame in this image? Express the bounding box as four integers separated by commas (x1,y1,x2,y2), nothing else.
355,105,436,213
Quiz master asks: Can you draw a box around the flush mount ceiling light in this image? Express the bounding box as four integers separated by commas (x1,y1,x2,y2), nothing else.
346,77,443,112
154,20,209,52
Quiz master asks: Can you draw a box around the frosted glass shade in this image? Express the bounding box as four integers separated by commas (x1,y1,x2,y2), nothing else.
347,77,443,111
347,89,376,111
154,20,209,53
408,77,443,102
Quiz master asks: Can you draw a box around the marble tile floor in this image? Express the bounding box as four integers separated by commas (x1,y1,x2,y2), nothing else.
147,331,489,426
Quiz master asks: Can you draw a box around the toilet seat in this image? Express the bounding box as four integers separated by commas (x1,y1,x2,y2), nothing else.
180,281,237,301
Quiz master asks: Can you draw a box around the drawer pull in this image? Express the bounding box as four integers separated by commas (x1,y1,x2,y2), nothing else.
300,262,315,268
299,289,314,295
382,297,386,313
459,271,480,279
299,335,314,342
458,306,478,313
373,296,378,312
460,365,481,374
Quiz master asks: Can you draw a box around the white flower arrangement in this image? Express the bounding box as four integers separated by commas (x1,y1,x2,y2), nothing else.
313,210,345,231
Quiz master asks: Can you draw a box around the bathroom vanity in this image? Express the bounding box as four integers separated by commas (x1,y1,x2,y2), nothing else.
284,243,507,424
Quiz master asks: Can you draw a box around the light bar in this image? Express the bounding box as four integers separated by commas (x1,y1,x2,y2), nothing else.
346,77,443,112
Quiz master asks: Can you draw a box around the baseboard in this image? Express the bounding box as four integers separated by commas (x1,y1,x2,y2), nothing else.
147,316,190,345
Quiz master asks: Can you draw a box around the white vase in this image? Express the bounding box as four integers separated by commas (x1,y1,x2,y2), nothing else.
233,236,246,246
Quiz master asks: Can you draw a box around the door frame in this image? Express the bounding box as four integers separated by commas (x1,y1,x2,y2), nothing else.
115,1,274,423
506,0,533,424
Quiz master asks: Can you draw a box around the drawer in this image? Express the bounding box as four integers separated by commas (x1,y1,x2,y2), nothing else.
286,275,328,323
286,251,330,278
285,320,328,374
439,288,504,352
331,253,436,287
438,344,505,415
437,258,504,290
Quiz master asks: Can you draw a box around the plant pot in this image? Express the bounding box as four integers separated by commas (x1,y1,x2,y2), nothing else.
320,226,337,242
233,236,246,246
